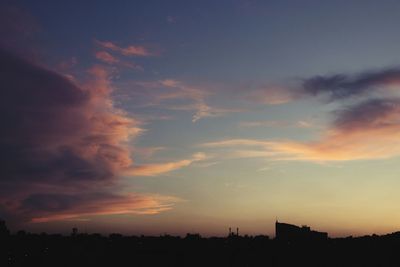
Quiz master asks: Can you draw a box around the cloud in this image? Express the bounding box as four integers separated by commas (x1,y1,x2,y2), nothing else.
21,193,181,223
96,40,154,57
95,51,119,64
0,3,39,55
242,67,400,161
135,146,166,160
166,15,177,24
223,67,400,163
57,57,78,71
249,86,297,105
248,67,400,107
161,80,243,122
202,98,400,162
0,48,179,223
134,79,242,122
169,102,242,122
239,120,314,128
333,98,400,130
301,67,400,100
126,152,207,176
94,50,142,70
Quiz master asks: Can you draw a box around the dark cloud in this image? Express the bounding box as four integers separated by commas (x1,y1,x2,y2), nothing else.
0,48,130,187
0,2,40,59
0,48,177,224
302,68,400,100
334,98,400,131
22,194,81,213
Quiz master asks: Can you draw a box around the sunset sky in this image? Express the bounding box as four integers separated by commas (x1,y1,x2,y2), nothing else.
3,0,400,237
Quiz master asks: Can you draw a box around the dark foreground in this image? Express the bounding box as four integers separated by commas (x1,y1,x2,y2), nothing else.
2,231,400,267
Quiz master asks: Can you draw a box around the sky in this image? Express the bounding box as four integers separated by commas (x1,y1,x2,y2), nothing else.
2,0,400,237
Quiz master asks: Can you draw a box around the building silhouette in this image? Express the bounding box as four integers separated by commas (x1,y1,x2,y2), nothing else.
275,221,327,241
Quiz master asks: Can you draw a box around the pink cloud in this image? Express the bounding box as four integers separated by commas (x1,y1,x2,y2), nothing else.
96,40,154,57
95,51,119,64
94,50,143,70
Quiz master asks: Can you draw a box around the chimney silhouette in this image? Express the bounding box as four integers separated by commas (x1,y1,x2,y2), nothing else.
236,227,239,236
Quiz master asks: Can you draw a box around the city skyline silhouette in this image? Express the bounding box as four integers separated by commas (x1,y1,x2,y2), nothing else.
3,218,400,266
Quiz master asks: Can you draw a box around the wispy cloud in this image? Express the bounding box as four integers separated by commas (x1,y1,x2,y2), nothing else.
95,51,119,64
166,15,177,24
126,152,207,176
133,79,243,122
238,120,314,128
249,85,298,105
96,40,155,57
161,79,245,122
135,146,166,160
25,193,181,223
202,98,400,162
95,50,142,69
169,102,243,122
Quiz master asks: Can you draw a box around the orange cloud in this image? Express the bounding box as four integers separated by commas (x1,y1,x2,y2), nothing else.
126,152,206,176
29,193,181,223
202,129,400,162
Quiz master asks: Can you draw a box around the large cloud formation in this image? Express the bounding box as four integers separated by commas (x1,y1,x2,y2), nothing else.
0,48,179,224
0,49,135,186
